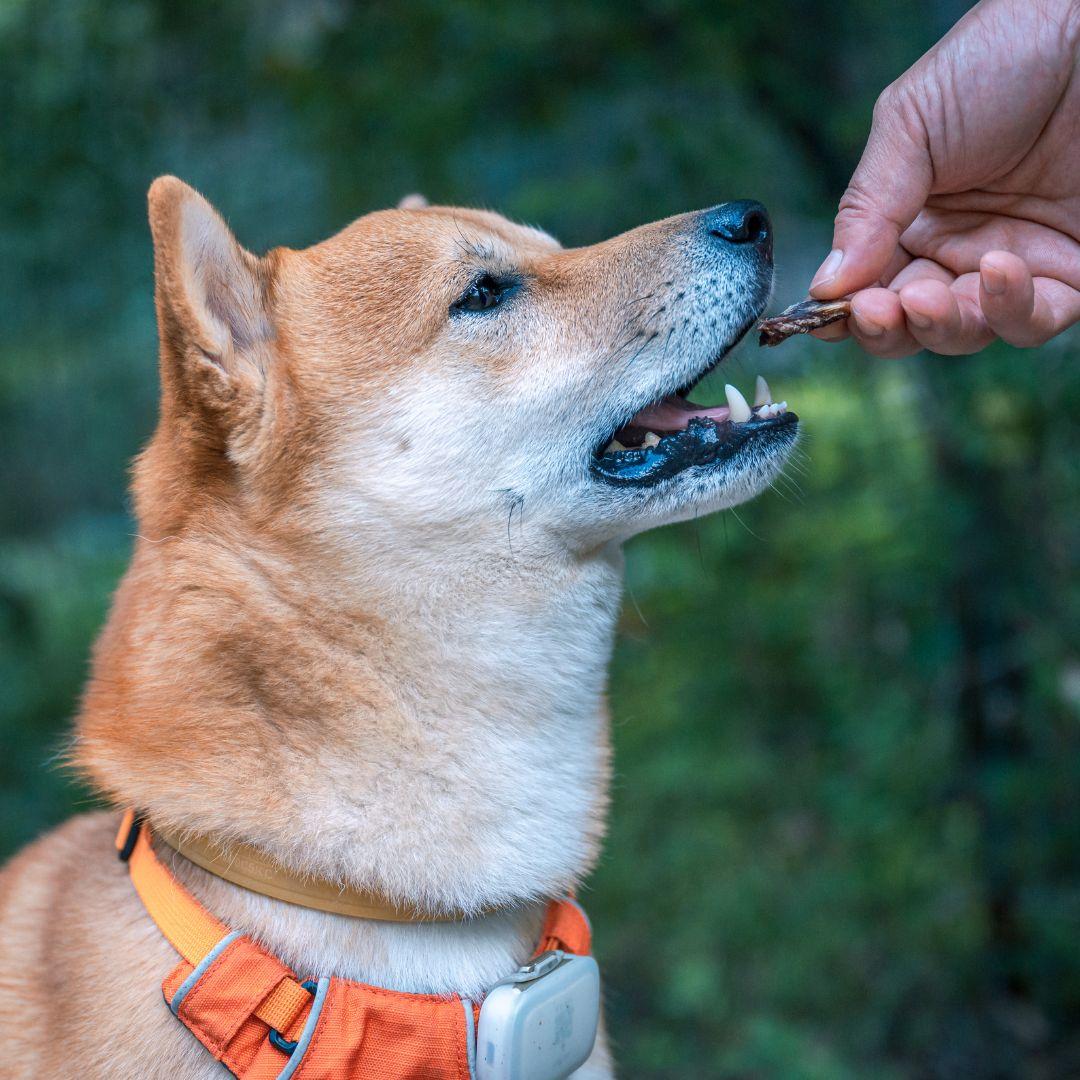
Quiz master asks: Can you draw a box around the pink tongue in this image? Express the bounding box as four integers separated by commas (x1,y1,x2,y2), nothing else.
621,394,730,434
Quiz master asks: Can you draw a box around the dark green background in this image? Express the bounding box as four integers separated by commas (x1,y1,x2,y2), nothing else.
2,2,1077,1076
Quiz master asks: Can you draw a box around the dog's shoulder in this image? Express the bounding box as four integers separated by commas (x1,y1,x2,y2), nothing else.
0,812,218,1078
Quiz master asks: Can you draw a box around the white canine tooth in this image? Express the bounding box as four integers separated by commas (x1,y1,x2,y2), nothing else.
776,401,787,413
643,431,661,447
725,383,752,423
606,439,626,453
754,375,772,407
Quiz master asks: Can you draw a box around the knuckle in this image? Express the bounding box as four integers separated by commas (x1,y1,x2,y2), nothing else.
869,81,927,158
835,175,907,244
855,329,907,356
833,192,899,244
930,338,985,357
983,301,1049,349
1000,328,1050,349
871,80,920,134
871,83,901,121
985,313,1043,348
836,181,876,216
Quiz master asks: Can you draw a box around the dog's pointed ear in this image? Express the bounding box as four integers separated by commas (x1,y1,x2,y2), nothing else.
148,176,272,413
397,193,429,210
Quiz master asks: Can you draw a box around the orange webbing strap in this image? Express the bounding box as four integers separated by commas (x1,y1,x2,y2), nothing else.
116,810,228,964
115,810,312,1035
251,977,311,1038
535,895,592,957
116,809,593,1078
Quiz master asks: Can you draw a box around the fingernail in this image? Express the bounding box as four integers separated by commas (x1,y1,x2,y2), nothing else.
810,249,843,290
855,314,885,337
982,263,1007,295
906,308,933,330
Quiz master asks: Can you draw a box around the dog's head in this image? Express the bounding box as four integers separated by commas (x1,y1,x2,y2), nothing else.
144,178,794,566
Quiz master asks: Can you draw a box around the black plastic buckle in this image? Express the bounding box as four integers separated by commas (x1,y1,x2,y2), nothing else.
268,980,318,1055
117,811,145,863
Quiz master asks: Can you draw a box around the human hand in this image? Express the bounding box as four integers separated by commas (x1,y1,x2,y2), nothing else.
810,0,1080,357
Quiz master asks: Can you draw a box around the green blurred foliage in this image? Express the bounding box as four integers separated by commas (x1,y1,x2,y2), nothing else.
1,1,1078,1076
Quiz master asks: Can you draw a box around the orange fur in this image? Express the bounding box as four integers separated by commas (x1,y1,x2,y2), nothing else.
0,177,787,1077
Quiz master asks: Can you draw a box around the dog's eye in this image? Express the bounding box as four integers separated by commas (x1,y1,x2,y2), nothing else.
452,274,507,314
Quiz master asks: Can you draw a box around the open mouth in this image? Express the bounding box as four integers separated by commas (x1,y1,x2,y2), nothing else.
590,372,797,487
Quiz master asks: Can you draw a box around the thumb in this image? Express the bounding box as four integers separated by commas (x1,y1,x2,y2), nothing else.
810,88,934,299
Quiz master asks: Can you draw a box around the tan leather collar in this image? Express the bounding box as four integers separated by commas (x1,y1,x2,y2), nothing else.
155,823,471,922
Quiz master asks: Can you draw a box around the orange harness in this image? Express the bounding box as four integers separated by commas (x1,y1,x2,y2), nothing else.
115,810,592,1079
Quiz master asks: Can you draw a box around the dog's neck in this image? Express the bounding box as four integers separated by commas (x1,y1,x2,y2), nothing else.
78,519,621,990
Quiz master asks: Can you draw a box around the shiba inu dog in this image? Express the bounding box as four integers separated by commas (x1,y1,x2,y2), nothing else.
0,178,793,1077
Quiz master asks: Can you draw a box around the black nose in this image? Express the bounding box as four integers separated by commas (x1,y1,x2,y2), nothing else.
704,200,772,258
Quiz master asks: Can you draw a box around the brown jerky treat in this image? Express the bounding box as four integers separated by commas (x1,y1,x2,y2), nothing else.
757,298,852,347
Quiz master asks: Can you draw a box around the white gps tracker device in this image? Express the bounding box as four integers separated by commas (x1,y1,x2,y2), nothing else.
475,949,600,1080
